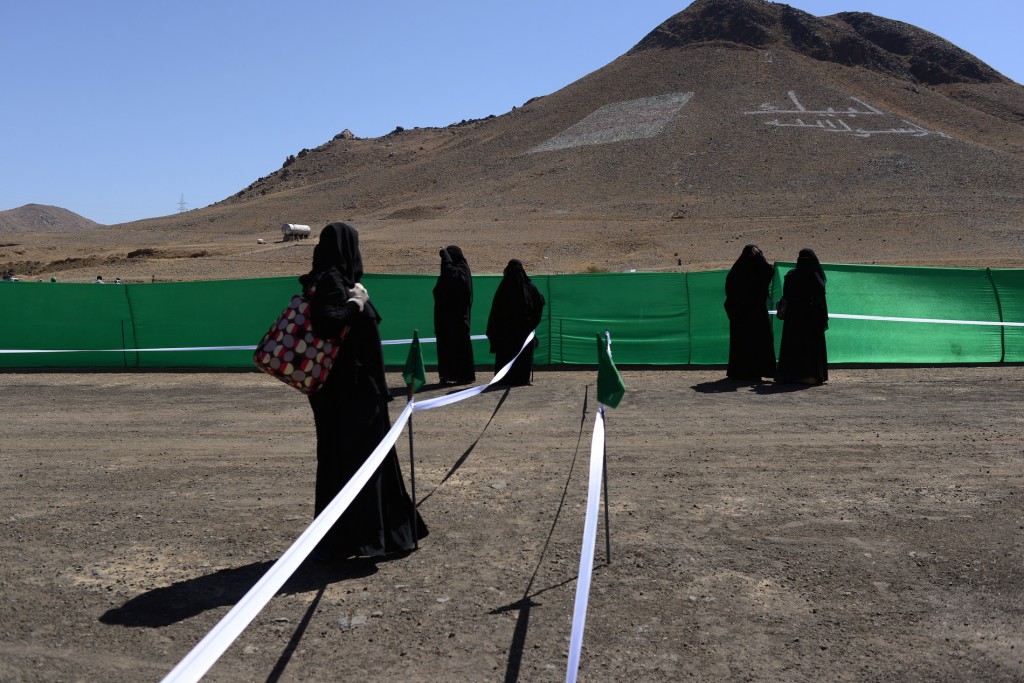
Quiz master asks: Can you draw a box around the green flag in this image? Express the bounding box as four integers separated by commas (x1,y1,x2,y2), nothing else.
596,331,625,408
402,329,427,393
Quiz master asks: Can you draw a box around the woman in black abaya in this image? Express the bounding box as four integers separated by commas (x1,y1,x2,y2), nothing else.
433,245,476,385
486,259,545,386
724,244,776,380
301,222,426,560
776,248,829,385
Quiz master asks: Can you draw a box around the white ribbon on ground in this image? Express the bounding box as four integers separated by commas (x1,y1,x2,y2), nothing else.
160,401,415,683
161,328,537,683
565,403,606,683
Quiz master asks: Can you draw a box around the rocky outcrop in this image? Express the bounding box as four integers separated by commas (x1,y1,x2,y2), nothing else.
631,0,1008,85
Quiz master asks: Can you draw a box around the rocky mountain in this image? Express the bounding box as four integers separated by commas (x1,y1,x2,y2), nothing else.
3,0,1022,281
635,0,1011,86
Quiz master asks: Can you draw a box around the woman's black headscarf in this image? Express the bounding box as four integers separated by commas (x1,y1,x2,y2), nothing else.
486,259,542,344
726,244,772,294
795,248,826,284
785,247,828,330
734,244,756,264
439,244,472,305
725,244,774,318
730,244,768,273
497,259,533,312
443,245,468,273
300,222,380,321
300,222,363,289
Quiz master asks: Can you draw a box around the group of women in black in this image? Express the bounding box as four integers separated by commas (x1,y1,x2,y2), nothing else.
725,244,829,385
299,222,824,563
432,248,545,387
301,222,543,562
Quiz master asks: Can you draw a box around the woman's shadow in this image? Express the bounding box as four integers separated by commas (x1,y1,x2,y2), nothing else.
691,377,766,393
99,558,378,628
691,377,818,394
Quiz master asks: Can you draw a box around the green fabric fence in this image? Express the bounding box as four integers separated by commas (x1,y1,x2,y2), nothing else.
1,264,1022,369
546,273,688,365
0,282,136,368
125,278,297,367
771,263,1006,364
989,268,1024,363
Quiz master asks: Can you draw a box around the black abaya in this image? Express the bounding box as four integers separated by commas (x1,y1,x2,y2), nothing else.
724,244,776,379
302,222,426,559
433,245,476,384
776,248,829,384
486,259,545,386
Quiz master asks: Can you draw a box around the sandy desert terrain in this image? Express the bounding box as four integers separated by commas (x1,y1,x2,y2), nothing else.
1,367,1022,682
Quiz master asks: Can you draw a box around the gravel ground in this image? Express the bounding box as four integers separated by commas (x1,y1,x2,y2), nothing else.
1,366,1022,682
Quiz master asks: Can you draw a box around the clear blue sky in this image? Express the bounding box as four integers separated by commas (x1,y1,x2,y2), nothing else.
2,1,1020,225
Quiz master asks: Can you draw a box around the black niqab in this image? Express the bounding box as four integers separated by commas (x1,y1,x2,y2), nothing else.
444,245,468,273
776,248,829,383
724,244,776,379
303,221,427,558
301,222,379,321
492,259,537,321
437,245,472,303
795,248,826,284
433,245,476,383
301,221,364,288
725,244,773,313
486,259,545,386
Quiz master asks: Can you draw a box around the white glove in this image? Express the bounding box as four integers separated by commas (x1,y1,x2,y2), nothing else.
347,282,369,312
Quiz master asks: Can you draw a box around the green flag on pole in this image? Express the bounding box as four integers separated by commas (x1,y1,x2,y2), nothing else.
402,329,427,393
596,331,625,408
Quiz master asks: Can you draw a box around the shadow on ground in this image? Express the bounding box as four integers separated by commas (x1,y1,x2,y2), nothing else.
691,378,762,393
99,558,378,628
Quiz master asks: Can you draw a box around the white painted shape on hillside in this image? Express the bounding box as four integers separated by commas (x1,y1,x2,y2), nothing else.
529,92,694,153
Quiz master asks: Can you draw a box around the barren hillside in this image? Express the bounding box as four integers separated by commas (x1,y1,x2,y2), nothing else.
0,204,102,234
2,0,1022,282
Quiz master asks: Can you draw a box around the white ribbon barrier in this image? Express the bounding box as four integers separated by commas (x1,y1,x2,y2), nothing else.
161,400,415,683
565,404,606,683
827,313,1024,327
383,334,488,346
161,329,536,683
764,311,1024,327
0,345,259,354
4,313,1024,355
411,330,535,412
0,336,489,355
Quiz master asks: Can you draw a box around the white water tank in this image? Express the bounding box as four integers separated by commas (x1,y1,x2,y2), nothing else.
281,224,312,241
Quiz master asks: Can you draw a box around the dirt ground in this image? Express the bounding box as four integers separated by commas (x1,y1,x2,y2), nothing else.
1,366,1022,682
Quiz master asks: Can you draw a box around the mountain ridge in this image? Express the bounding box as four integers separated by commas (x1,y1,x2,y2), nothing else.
2,0,1022,281
631,0,1011,86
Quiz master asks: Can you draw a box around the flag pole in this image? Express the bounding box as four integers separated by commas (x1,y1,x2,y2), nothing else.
407,378,418,549
602,410,611,564
406,331,420,549
597,327,624,565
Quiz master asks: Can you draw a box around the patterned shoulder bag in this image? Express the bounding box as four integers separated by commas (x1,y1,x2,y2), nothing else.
253,284,347,394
